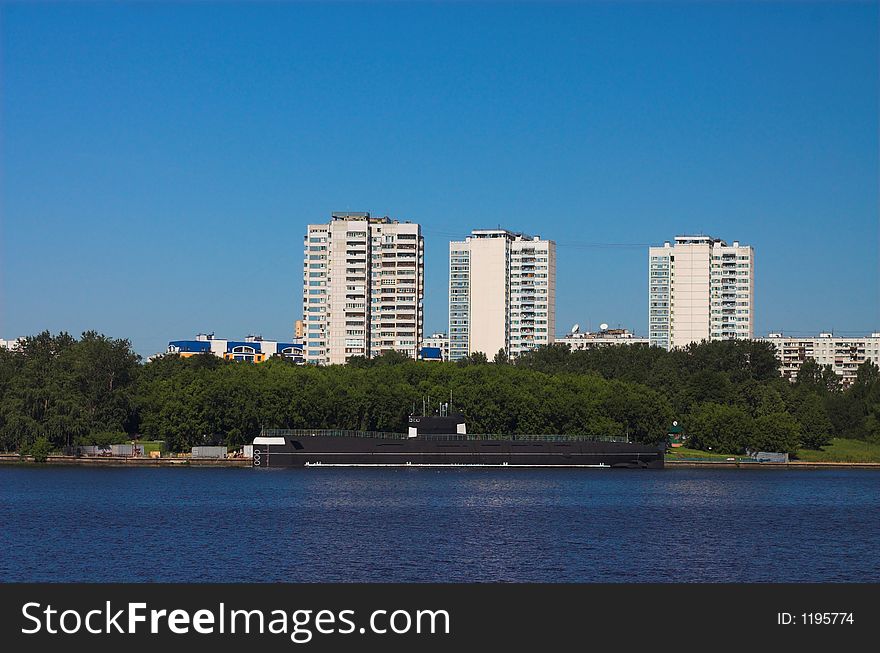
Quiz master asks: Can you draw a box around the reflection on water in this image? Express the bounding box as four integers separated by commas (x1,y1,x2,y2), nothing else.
1,467,878,582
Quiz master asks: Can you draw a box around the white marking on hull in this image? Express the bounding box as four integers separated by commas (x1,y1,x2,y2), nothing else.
303,462,611,468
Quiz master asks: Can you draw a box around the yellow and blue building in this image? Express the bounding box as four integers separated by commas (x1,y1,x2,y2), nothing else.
167,333,304,363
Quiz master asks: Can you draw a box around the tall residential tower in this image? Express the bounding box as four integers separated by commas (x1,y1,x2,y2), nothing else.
449,229,556,360
303,212,424,365
649,235,754,350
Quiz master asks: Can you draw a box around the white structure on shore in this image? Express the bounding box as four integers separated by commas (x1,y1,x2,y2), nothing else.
556,325,649,351
761,332,880,386
303,212,425,365
649,235,754,350
449,229,556,361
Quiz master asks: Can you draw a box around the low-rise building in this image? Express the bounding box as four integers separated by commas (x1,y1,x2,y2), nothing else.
761,332,880,386
420,332,450,361
0,337,24,351
167,333,304,363
555,326,649,351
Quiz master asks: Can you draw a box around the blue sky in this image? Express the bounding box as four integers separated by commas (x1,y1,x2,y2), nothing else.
2,2,877,356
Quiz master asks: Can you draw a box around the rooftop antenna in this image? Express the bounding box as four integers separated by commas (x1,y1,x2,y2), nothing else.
571,323,580,334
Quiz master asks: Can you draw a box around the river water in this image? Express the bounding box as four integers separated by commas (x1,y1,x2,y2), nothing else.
1,467,877,582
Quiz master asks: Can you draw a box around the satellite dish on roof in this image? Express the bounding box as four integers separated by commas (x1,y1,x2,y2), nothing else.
571,324,580,334
600,323,609,331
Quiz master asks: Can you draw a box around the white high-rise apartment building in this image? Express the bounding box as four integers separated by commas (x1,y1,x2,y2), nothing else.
449,229,556,360
649,235,754,350
303,212,424,365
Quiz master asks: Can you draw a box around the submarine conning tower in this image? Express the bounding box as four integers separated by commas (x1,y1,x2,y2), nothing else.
407,414,467,438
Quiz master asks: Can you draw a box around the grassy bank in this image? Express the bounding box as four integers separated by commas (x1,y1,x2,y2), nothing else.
666,447,750,462
133,441,165,454
795,438,880,463
670,438,880,463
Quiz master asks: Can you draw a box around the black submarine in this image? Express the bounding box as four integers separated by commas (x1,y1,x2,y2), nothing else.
252,413,664,469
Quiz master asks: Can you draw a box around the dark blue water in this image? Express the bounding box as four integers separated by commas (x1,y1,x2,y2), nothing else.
1,467,878,582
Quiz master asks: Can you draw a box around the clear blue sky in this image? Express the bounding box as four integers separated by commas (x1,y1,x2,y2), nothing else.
2,2,877,356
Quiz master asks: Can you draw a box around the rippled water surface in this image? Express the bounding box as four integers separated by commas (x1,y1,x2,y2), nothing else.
1,467,878,582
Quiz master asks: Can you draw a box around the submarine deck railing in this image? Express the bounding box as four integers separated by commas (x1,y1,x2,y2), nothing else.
259,428,631,443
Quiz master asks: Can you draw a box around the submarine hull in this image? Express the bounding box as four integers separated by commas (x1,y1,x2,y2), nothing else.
253,435,664,469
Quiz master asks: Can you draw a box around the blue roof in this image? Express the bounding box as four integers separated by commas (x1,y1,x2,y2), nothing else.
226,341,262,353
169,340,211,353
420,347,442,360
277,342,304,352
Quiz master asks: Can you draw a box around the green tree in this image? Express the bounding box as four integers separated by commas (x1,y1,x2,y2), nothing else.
515,343,570,372
25,436,52,463
751,412,801,453
79,430,130,448
373,350,410,366
493,349,509,365
796,359,841,394
686,403,752,454
789,389,833,449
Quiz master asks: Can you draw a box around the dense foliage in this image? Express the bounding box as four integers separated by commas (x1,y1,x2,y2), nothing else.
2,331,880,455
0,331,138,452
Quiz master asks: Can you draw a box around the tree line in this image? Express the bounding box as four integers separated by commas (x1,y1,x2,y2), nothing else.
2,331,879,455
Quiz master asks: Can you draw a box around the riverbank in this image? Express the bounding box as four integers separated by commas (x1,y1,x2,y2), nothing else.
667,438,880,467
0,454,251,467
665,459,880,469
2,453,879,469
